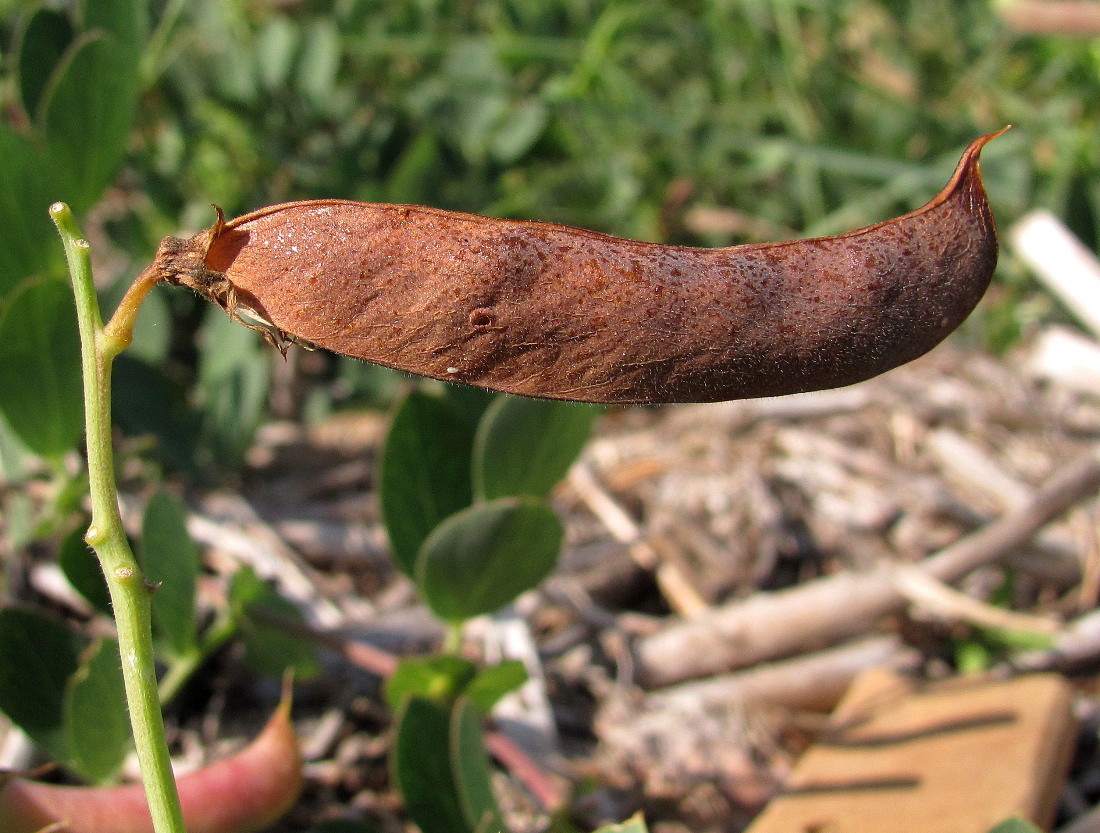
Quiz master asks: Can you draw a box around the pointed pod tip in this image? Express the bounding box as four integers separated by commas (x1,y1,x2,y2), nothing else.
977,124,1012,148
945,126,1012,195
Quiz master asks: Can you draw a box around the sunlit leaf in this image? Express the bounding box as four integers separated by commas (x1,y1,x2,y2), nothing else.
385,655,477,710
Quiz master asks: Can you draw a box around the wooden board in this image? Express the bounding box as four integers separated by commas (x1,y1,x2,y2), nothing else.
746,669,1076,833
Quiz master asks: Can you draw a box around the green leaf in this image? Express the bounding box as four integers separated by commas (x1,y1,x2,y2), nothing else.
0,277,83,458
64,637,130,784
81,0,147,54
490,98,548,164
473,396,596,501
465,660,527,712
391,697,504,833
451,697,504,833
393,697,472,833
16,6,74,119
0,126,61,294
40,31,140,215
442,384,496,428
0,607,81,762
379,390,479,576
385,655,478,711
384,132,445,204
57,525,112,615
985,819,1043,833
593,814,649,833
141,490,199,657
229,566,320,679
416,497,563,623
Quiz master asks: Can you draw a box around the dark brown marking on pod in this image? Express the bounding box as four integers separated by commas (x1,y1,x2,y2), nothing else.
156,129,1007,404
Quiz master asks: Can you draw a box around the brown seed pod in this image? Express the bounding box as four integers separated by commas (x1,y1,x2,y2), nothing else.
156,129,1006,404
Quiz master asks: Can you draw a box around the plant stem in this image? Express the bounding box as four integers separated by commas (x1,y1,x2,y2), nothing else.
50,203,185,833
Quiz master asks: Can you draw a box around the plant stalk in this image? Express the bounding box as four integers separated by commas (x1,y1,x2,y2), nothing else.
50,203,184,833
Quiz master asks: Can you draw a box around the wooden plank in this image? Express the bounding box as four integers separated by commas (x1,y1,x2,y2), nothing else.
746,669,1076,833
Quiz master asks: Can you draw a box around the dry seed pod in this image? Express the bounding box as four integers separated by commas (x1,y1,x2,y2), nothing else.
157,129,1006,404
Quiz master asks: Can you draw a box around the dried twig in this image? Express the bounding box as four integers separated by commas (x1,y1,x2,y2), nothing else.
641,635,917,714
635,453,1100,687
569,464,709,616
892,566,1062,634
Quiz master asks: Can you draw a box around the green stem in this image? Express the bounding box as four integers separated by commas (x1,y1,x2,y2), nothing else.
50,203,185,833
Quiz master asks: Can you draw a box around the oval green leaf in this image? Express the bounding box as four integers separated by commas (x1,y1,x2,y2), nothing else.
82,0,148,55
379,390,478,576
41,31,140,214
0,127,59,294
416,497,563,622
0,278,83,458
464,660,528,713
473,396,596,501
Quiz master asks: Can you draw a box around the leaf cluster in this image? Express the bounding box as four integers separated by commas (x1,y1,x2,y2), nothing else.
379,385,595,833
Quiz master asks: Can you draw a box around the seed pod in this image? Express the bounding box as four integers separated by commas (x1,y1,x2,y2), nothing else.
0,696,301,833
156,129,1006,404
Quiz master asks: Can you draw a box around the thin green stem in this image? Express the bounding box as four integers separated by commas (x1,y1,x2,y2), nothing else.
50,203,186,833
